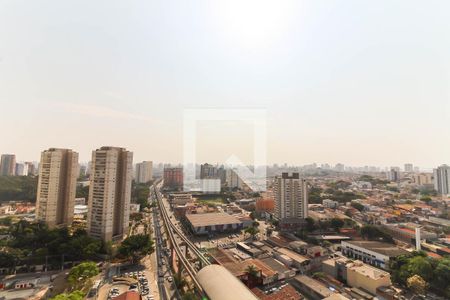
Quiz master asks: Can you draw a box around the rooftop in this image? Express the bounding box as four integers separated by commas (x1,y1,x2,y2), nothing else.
114,291,141,300
186,212,242,227
251,285,303,300
260,258,291,274
293,275,333,298
323,294,350,300
346,261,391,280
342,240,408,257
276,248,310,264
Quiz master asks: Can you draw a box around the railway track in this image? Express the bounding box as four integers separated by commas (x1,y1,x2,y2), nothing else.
152,184,205,294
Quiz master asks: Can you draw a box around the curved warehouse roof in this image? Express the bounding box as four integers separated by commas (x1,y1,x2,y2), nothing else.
196,264,258,300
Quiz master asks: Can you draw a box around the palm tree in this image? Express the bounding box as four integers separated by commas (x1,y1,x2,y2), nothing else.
244,264,260,288
173,273,187,290
245,264,259,278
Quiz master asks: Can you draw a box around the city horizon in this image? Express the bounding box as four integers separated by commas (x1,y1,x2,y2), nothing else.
1,2,450,299
2,1,450,168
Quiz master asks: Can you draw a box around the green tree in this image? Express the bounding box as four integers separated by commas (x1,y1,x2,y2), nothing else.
309,186,323,204
305,217,316,232
351,202,364,212
330,218,344,232
50,290,84,300
68,262,99,288
75,185,89,200
0,176,38,201
420,196,432,204
245,264,259,278
119,234,154,263
434,257,450,289
360,225,393,243
405,255,433,281
181,292,197,300
131,181,151,211
173,273,188,290
245,226,259,239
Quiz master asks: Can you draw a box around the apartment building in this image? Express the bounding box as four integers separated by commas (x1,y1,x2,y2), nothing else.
135,161,153,183
35,148,78,228
87,146,133,242
274,173,308,230
163,167,183,191
433,164,450,195
0,154,16,176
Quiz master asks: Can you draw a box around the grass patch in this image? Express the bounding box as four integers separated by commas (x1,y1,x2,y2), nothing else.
195,195,225,206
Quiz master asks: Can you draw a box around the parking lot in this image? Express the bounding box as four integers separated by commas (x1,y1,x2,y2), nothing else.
98,266,157,300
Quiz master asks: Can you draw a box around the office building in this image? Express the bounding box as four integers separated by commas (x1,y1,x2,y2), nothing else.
87,146,133,242
274,173,308,230
387,168,400,182
135,161,153,183
404,163,413,173
434,164,450,195
0,154,16,176
163,167,183,190
200,163,218,179
35,148,78,228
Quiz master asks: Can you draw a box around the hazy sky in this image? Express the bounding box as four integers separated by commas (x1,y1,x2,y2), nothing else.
1,0,450,168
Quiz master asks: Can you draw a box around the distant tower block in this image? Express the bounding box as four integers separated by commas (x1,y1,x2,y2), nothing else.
415,227,421,251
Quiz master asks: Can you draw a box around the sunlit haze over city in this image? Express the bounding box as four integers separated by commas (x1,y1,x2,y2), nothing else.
1,1,450,300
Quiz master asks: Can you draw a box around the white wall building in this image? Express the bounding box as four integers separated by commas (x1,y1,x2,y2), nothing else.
433,164,450,195
135,161,153,184
322,199,339,209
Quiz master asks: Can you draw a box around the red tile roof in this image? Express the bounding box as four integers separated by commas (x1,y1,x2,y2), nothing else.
115,291,141,300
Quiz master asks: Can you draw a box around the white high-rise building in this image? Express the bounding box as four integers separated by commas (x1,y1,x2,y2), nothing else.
36,148,78,228
274,173,308,222
433,165,450,195
135,161,153,184
87,146,133,242
226,169,243,189
404,163,414,173
15,163,28,176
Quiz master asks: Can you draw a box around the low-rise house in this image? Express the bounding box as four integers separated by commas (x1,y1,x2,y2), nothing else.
260,257,296,280
274,248,310,272
291,275,333,300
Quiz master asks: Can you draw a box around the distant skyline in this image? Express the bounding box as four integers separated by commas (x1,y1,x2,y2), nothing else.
1,1,450,168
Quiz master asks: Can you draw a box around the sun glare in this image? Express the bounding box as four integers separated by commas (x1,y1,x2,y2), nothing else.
213,0,296,48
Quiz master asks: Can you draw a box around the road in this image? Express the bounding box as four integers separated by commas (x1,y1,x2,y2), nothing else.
152,183,209,297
